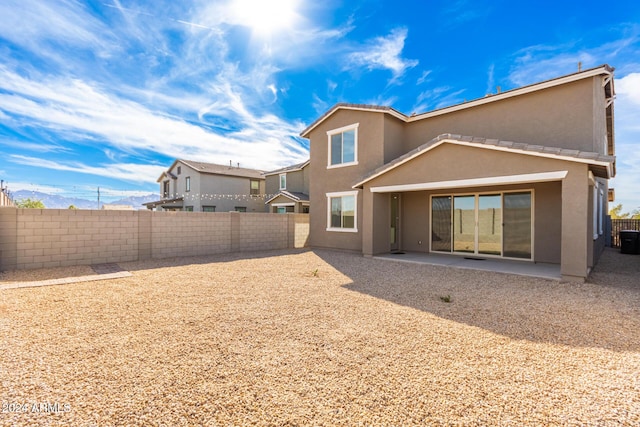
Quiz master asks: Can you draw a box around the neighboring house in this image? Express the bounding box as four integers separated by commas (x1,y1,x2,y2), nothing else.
144,160,266,212
0,183,14,208
264,160,310,213
300,64,616,282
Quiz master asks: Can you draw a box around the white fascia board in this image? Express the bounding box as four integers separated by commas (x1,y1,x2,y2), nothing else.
369,171,569,193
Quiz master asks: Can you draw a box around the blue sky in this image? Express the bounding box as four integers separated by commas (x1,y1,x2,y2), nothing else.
0,0,638,208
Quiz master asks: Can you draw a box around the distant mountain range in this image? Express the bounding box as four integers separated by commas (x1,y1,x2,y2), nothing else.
12,190,158,210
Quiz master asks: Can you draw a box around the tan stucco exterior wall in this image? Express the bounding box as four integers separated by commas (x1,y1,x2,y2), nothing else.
360,144,593,279
393,181,561,263
308,109,388,251
403,78,604,155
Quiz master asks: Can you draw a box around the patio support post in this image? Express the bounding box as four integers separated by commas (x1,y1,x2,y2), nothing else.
560,168,589,282
362,188,389,256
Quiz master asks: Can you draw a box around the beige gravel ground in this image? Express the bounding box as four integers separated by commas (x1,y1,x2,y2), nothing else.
1,248,639,426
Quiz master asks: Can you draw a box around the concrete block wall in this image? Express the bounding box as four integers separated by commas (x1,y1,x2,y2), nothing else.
151,211,232,258
0,208,309,270
238,213,288,251
12,209,140,269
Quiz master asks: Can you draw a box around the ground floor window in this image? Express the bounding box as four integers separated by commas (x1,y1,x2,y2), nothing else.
184,206,194,212
202,206,216,212
326,191,357,232
234,206,247,212
276,205,294,213
431,191,532,259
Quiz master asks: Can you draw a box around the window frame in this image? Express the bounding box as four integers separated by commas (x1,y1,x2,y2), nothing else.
162,180,170,198
185,176,191,192
250,179,260,196
279,173,287,190
327,123,359,169
202,206,216,212
326,190,358,233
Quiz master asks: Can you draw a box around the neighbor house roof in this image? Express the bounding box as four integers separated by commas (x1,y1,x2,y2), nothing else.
353,133,616,189
265,191,310,204
264,160,310,176
301,64,614,137
156,159,265,182
142,196,184,209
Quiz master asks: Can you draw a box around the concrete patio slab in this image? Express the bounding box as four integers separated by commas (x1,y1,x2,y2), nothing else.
374,251,561,280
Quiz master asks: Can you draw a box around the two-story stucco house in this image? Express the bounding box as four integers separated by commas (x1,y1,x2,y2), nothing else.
144,159,266,212
264,160,310,213
301,65,616,282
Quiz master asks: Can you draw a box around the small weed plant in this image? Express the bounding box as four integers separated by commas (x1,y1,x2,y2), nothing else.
440,295,452,303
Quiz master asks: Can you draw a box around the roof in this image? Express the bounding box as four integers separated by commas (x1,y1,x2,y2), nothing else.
142,196,184,208
353,133,615,189
300,64,614,137
265,191,310,204
157,159,265,182
264,160,310,176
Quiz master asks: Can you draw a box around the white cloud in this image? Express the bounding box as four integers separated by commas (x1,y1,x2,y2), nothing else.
417,70,432,85
610,73,640,211
412,87,466,114
347,28,418,80
10,155,165,184
0,68,308,172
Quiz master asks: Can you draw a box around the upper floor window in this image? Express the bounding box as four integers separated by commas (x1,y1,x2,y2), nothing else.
279,173,287,190
327,123,358,168
185,176,191,192
163,181,170,198
177,166,181,175
250,179,260,195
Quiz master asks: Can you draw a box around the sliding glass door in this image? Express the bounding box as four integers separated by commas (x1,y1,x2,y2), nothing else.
453,195,475,253
431,196,451,252
431,191,531,259
503,192,532,259
478,194,502,255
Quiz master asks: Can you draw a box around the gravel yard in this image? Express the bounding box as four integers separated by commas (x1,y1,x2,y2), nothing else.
1,248,639,425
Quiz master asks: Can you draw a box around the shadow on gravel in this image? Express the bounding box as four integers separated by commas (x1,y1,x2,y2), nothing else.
316,248,640,353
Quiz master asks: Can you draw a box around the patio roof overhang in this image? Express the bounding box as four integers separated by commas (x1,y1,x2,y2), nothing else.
368,171,569,193
353,134,615,190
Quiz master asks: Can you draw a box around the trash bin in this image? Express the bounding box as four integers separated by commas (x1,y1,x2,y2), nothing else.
619,230,640,254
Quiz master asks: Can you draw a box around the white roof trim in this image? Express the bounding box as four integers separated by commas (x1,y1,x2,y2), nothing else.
369,171,569,193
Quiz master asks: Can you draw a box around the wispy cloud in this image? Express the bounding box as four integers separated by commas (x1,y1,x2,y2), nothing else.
440,0,489,26
346,27,418,81
10,155,165,184
485,64,495,94
412,87,466,114
506,31,640,87
417,70,432,85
